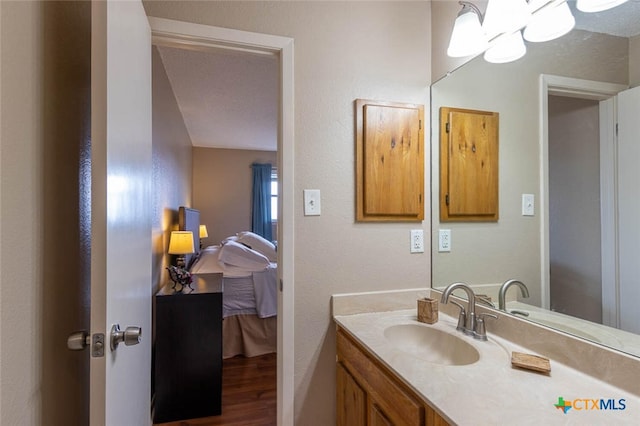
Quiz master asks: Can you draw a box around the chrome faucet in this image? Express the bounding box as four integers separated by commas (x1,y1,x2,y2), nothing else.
440,282,477,337
498,279,530,311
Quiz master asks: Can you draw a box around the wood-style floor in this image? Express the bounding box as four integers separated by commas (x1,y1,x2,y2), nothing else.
156,353,277,426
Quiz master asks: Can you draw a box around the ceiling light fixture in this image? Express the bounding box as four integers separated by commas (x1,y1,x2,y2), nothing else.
484,30,527,63
482,0,531,39
446,0,627,64
447,1,488,58
576,0,629,13
524,0,575,42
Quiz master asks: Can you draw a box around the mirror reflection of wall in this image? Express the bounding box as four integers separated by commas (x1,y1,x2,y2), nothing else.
431,14,640,355
432,29,629,302
548,95,601,323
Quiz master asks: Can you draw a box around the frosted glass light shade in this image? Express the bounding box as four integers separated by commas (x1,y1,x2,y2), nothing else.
168,231,195,255
447,8,489,57
524,1,575,42
576,0,629,12
484,31,527,63
482,0,531,39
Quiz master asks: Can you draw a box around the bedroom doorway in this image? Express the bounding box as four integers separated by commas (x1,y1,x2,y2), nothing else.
149,18,294,425
539,75,626,327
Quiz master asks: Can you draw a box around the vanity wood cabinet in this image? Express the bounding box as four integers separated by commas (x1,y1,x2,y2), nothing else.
336,327,450,426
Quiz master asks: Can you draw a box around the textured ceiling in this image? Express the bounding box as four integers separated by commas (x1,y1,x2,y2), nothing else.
157,45,278,151
157,1,639,153
572,0,640,37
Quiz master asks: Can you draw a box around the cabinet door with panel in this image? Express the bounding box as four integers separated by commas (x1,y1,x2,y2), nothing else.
336,327,451,426
356,99,425,222
370,402,394,426
440,106,499,222
337,362,367,426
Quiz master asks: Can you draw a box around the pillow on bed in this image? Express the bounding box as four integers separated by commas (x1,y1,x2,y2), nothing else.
218,240,270,271
220,235,238,245
236,231,277,262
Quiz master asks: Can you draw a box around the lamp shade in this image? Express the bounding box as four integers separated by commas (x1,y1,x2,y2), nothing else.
576,0,629,12
524,1,575,42
447,3,488,57
482,0,531,39
168,231,195,255
199,224,209,239
484,30,527,63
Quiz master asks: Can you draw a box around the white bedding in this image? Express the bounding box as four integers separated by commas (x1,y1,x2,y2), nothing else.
191,245,277,318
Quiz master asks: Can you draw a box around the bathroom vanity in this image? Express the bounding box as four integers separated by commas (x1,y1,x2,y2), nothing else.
333,288,640,425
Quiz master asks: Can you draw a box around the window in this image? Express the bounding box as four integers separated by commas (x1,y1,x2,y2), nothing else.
271,168,278,221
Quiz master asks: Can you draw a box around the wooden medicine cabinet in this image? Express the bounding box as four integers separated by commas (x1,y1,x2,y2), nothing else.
439,107,499,222
356,99,425,222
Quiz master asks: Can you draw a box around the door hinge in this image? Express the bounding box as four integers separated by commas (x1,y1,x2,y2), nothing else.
446,122,450,133
279,278,283,292
419,119,422,130
445,194,450,206
616,123,618,136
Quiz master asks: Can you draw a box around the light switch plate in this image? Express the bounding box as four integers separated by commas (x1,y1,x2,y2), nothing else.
304,189,321,216
522,194,535,216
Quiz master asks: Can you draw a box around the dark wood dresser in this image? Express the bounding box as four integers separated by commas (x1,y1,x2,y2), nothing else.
153,273,223,423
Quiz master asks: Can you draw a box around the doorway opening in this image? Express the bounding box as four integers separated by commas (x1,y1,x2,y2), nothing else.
149,18,294,425
539,74,625,327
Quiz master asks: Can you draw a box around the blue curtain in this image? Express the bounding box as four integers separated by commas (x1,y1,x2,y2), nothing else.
251,163,273,241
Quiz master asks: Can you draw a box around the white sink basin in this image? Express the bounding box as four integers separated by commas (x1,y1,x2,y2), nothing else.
383,324,480,366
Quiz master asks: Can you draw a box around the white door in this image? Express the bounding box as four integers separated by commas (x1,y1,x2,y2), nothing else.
618,85,640,334
90,1,152,424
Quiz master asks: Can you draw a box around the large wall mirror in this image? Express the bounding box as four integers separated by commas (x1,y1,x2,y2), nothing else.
431,1,640,358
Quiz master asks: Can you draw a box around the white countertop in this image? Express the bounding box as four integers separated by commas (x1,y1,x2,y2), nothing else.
506,301,640,359
334,308,640,425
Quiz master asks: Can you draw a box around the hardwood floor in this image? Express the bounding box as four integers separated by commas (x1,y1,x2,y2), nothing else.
155,353,277,426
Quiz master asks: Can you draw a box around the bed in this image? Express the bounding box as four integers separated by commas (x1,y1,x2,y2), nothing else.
179,207,277,359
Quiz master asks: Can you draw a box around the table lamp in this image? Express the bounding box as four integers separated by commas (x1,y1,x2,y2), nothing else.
168,231,194,268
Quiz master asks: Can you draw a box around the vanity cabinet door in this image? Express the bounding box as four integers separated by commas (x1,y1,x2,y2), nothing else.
337,327,446,426
425,405,450,426
369,403,394,426
337,362,367,426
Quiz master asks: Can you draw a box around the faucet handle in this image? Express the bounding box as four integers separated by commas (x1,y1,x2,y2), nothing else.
450,300,467,332
474,313,498,341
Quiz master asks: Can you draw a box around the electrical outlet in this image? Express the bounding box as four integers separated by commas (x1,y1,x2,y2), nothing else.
439,229,451,252
410,229,424,253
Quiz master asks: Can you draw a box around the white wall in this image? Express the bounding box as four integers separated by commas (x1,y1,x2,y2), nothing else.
143,2,431,423
192,147,277,245
548,96,602,322
151,46,193,292
431,30,628,305
1,3,45,424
